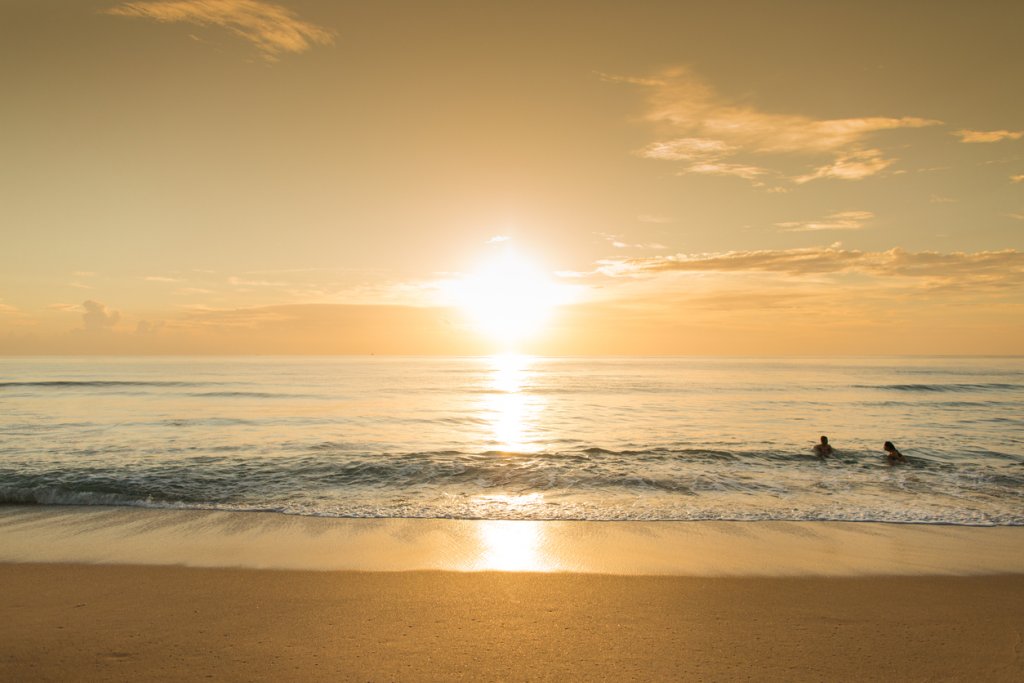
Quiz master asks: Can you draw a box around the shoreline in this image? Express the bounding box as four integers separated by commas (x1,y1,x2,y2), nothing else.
3,505,1024,575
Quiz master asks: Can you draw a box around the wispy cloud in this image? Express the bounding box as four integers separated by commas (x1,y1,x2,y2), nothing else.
487,235,511,243
685,162,769,182
1012,174,1024,183
640,137,735,161
597,245,1024,287
954,129,1024,143
598,233,667,250
145,275,180,282
227,275,288,287
776,211,874,232
637,214,673,224
618,66,940,185
638,138,772,182
795,149,894,183
105,0,335,61
136,320,164,335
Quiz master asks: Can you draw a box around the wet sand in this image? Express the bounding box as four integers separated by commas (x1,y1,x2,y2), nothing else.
4,506,1024,574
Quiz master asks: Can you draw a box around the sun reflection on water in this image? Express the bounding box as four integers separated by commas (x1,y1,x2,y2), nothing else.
469,357,553,570
484,354,545,453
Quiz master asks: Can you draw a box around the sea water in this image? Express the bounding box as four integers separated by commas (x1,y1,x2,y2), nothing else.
1,356,1021,525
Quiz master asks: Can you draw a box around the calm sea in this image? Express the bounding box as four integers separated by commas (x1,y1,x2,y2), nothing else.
1,356,1021,525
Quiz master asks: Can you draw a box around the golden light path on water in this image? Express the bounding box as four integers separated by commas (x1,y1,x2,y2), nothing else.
471,355,556,570
482,354,545,453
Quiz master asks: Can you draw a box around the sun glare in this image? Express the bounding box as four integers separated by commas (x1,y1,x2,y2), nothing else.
474,519,553,571
449,249,564,347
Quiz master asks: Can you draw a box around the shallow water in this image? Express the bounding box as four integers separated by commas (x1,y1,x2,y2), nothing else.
1,356,1021,525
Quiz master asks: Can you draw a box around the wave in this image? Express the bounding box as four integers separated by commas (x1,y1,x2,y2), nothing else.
2,484,1021,526
187,391,319,399
854,382,1022,393
0,485,160,507
3,446,1022,527
0,380,202,389
0,382,319,400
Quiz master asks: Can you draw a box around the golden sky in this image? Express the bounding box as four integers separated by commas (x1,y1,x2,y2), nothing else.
1,0,1022,354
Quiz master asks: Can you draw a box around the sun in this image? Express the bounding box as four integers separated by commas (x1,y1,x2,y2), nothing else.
448,248,564,347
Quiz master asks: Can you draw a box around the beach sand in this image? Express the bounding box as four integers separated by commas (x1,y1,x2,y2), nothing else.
2,507,1024,681
2,565,1022,681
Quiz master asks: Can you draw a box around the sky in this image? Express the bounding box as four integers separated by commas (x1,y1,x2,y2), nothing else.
1,0,1022,355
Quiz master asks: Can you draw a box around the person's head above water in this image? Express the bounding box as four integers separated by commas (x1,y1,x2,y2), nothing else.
820,436,829,444
883,441,896,451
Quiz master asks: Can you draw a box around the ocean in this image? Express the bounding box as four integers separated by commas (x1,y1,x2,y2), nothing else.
1,356,1021,525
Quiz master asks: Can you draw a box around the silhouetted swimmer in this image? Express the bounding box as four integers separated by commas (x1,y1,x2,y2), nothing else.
884,441,906,465
813,435,834,457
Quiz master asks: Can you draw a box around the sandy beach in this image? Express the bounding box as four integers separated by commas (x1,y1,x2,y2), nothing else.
2,564,1022,681
2,507,1024,680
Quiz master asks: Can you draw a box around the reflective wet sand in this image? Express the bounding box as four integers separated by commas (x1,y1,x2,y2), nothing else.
2,506,1023,575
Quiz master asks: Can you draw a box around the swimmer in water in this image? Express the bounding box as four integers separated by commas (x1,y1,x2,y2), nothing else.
813,435,834,457
884,441,906,465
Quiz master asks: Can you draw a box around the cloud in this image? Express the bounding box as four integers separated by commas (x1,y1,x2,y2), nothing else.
136,320,165,335
0,302,18,314
599,233,667,250
639,137,735,161
685,162,769,181
795,149,894,183
637,214,673,224
639,138,769,183
595,72,666,87
954,129,1024,143
81,300,121,331
487,235,511,243
776,211,874,232
642,67,938,153
616,66,940,184
597,245,1024,287
145,275,179,282
1012,174,1024,183
930,195,956,204
105,0,334,61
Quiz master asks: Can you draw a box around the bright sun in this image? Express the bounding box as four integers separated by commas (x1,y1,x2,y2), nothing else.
448,249,564,346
